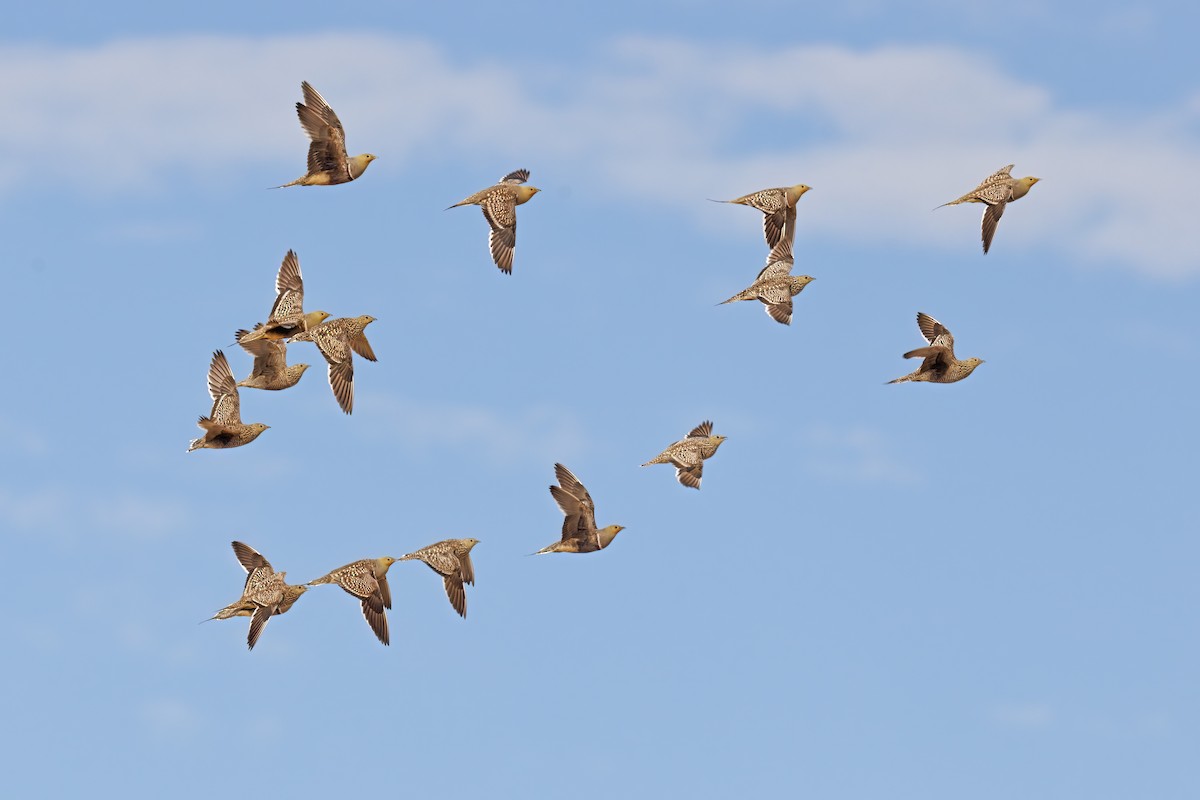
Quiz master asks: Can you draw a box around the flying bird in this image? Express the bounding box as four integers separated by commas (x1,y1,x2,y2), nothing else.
307,557,398,646
207,541,308,651
276,81,376,188
187,351,269,451
888,312,985,384
936,164,1041,253
399,538,479,618
533,463,625,555
234,325,309,391
719,237,815,325
447,169,541,274
238,250,330,344
642,420,727,490
711,183,810,248
289,315,377,414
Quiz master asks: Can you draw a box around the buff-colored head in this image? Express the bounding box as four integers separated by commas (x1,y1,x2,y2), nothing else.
514,185,541,204
786,184,812,204
962,357,986,373
247,423,270,435
376,556,398,574
304,310,332,328
792,275,816,290
598,525,626,548
1012,176,1040,200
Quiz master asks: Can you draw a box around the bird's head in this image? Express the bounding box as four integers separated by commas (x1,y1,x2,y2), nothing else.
307,310,332,327
963,357,985,372
599,525,626,547
1013,176,1040,199
787,184,812,203
249,423,270,435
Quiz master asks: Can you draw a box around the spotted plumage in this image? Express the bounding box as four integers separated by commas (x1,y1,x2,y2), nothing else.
187,351,269,451
276,82,375,188
238,250,330,344
289,315,377,414
208,541,307,650
712,183,810,248
400,538,479,618
447,169,541,274
888,312,985,384
937,164,1041,253
234,325,309,391
533,463,625,555
719,238,815,325
641,420,727,490
307,557,398,646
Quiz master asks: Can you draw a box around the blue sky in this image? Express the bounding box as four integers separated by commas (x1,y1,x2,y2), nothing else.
3,3,1198,798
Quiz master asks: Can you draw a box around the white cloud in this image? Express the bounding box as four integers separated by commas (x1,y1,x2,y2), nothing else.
2,33,1197,277
802,425,922,486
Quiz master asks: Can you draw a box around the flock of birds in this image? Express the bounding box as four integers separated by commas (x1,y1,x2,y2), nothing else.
199,81,1042,649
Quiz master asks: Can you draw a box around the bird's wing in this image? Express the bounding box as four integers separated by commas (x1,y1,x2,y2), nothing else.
268,251,305,320
676,463,703,490
349,332,376,362
765,298,794,326
757,237,795,280
915,312,939,342
981,202,1006,254
982,164,1016,184
418,548,460,577
207,351,241,424
310,331,353,413
904,346,955,377
459,551,475,587
553,464,595,515
763,208,788,249
378,572,392,611
669,444,705,468
360,594,389,645
500,168,530,184
327,359,354,414
687,420,714,439
246,603,276,650
232,541,270,574
482,191,518,273
336,566,379,600
442,574,467,618
297,83,349,176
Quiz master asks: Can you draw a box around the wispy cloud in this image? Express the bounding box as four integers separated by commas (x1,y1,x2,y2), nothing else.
369,393,587,465
139,697,199,735
802,425,923,486
3,33,1197,277
0,485,188,539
